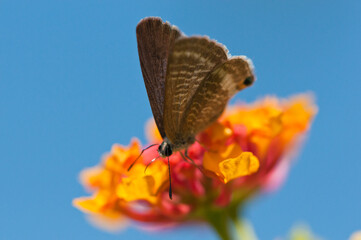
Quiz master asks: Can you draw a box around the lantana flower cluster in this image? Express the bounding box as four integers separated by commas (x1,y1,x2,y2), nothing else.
73,94,317,237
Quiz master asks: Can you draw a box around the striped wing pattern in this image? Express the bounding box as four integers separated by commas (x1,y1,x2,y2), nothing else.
163,37,228,143
178,57,255,143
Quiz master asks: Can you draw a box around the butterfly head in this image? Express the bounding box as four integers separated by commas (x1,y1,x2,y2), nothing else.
235,57,256,91
158,137,173,158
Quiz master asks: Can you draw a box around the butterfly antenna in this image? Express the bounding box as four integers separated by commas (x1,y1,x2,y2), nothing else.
144,156,160,173
128,144,158,171
168,157,172,200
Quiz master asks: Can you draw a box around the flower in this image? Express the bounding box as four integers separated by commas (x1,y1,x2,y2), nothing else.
280,224,321,240
73,94,317,238
350,231,361,240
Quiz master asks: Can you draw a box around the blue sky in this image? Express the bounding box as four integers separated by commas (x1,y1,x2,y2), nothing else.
1,0,360,239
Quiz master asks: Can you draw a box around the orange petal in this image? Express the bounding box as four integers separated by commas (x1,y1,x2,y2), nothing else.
108,140,142,172
219,152,260,183
73,190,111,214
281,95,317,136
79,167,112,189
145,118,163,143
206,122,233,141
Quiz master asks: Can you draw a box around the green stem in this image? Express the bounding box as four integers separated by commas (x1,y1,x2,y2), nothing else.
204,202,258,240
206,211,232,240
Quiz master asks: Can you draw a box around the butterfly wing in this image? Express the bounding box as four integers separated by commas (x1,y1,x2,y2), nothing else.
163,37,228,143
179,57,255,139
136,17,182,138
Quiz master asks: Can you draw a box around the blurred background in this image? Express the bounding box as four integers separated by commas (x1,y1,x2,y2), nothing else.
1,0,360,239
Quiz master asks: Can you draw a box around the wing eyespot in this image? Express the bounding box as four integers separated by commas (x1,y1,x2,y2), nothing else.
243,76,254,86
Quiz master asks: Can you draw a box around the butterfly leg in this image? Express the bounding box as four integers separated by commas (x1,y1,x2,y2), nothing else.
181,150,204,174
184,149,198,165
144,156,160,173
128,143,159,171
179,151,192,164
168,157,172,200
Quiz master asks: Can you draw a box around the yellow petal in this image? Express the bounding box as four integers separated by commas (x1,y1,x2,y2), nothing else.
117,161,168,203
73,197,101,213
203,143,243,177
143,161,169,193
73,192,124,221
73,190,111,213
117,176,157,203
219,152,259,183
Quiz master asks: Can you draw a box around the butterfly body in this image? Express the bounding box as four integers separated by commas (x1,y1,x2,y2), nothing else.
158,136,195,158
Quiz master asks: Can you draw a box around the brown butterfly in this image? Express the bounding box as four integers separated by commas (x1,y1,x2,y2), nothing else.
131,17,255,199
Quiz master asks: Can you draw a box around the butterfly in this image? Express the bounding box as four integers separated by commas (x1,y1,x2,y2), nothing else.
132,17,255,199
